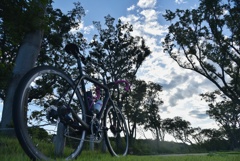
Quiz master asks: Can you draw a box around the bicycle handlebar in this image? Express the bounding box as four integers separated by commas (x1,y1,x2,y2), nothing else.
65,44,131,92
107,80,130,92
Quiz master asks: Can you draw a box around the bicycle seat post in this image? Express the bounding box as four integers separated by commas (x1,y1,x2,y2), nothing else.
65,43,85,76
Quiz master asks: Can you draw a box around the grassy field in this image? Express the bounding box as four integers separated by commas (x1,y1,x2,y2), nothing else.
1,134,240,161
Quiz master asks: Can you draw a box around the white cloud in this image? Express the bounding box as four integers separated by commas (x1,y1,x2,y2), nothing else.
70,21,94,35
120,14,139,23
81,0,219,138
143,22,168,36
123,0,218,130
140,9,158,21
175,0,187,4
137,0,157,8
127,5,135,11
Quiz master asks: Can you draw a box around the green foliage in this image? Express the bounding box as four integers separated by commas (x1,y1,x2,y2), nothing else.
163,0,240,104
84,16,152,145
0,1,86,101
1,134,240,161
0,134,31,161
28,127,49,140
0,0,49,44
162,117,195,144
86,15,151,81
0,63,13,99
207,100,240,149
141,82,164,141
131,139,191,155
163,0,240,149
124,79,147,143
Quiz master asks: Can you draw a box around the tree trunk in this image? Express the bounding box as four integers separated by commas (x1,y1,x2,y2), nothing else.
0,30,44,129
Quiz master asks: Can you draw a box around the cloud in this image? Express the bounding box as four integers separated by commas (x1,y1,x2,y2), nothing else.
189,109,208,119
167,81,201,107
137,0,157,8
140,9,158,21
120,0,218,131
143,22,168,36
127,5,136,11
175,0,187,4
162,71,190,90
70,21,94,35
120,14,140,24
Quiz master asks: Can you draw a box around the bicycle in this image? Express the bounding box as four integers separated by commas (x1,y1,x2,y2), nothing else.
13,43,130,160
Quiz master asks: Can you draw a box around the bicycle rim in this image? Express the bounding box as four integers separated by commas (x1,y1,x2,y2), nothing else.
13,66,86,160
104,106,129,156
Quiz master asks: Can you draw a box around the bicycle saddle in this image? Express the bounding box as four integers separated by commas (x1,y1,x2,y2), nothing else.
65,43,80,59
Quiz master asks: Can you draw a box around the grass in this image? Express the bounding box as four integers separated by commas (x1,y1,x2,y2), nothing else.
76,152,240,161
1,134,240,161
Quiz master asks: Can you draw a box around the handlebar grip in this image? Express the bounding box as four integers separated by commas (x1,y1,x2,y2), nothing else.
107,80,130,92
107,82,116,89
124,83,130,92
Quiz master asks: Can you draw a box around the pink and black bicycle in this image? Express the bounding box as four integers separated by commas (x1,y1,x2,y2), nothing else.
13,43,130,160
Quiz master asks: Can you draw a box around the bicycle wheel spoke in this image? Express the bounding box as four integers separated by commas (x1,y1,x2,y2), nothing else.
104,106,129,156
13,66,86,160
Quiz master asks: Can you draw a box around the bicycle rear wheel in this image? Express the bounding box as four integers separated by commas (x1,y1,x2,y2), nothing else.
104,105,129,156
13,66,86,160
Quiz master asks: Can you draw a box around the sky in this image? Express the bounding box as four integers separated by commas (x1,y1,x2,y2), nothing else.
53,0,219,138
0,0,219,140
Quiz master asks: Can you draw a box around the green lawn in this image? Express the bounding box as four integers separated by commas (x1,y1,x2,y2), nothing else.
1,134,240,161
1,152,240,161
76,152,240,161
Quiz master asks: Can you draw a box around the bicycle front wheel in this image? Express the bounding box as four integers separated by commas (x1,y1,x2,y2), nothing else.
13,66,86,160
104,105,129,156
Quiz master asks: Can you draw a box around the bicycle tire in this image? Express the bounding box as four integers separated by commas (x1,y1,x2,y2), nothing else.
13,66,86,160
104,105,129,156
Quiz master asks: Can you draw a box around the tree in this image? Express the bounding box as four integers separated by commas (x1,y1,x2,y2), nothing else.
85,15,151,116
198,128,229,151
163,117,194,144
0,0,47,128
163,0,240,147
142,82,164,142
84,15,151,148
86,15,151,82
0,1,86,128
205,98,240,148
163,0,240,103
163,0,240,104
124,79,147,145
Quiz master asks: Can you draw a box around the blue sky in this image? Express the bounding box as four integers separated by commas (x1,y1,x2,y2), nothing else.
54,0,218,139
0,0,218,141
54,0,199,25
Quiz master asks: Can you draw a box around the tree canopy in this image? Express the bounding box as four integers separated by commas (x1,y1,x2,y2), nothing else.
86,15,151,82
163,0,240,148
0,1,86,101
163,0,240,104
1,0,239,152
0,0,86,128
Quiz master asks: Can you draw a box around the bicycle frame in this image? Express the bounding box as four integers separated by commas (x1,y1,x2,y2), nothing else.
13,43,129,160
64,43,130,135
69,55,111,131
